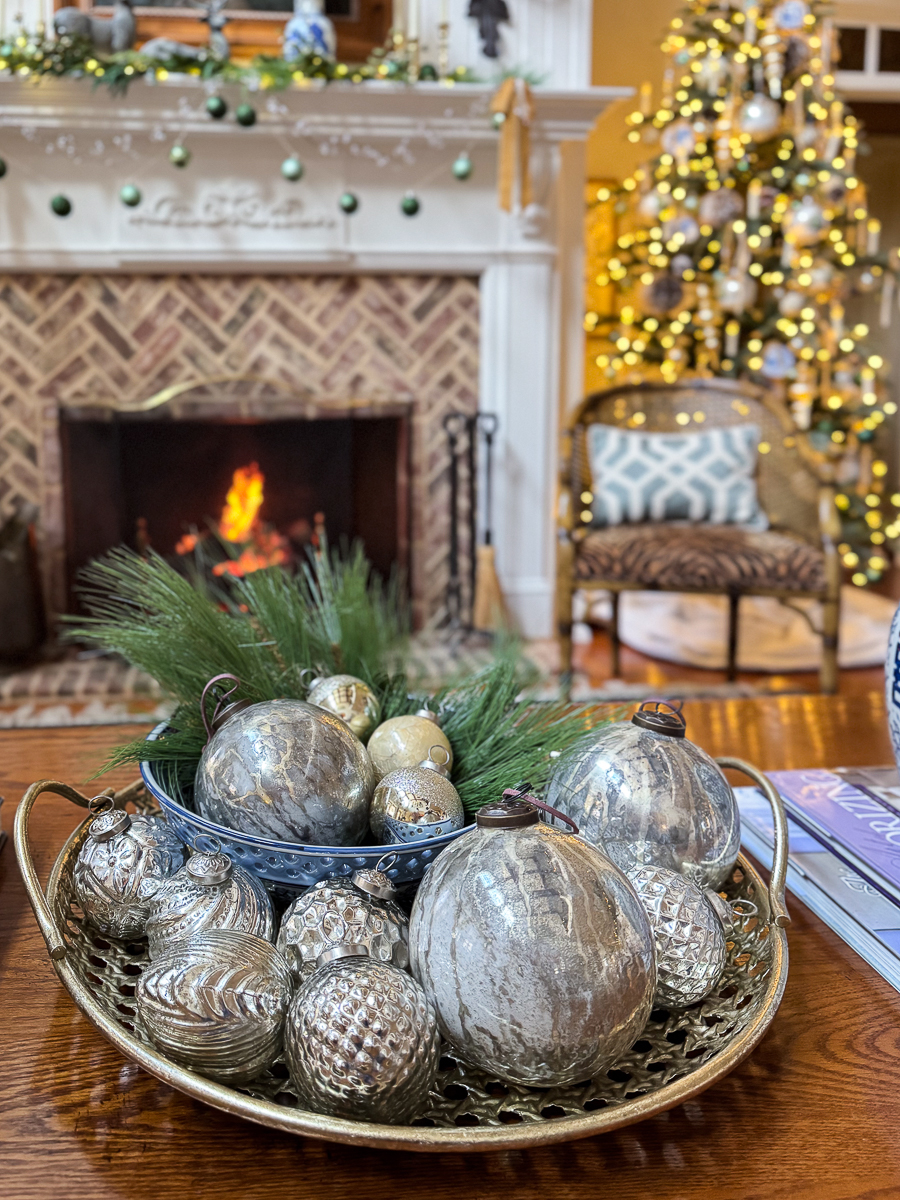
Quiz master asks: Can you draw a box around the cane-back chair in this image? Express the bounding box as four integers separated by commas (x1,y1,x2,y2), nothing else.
557,377,841,693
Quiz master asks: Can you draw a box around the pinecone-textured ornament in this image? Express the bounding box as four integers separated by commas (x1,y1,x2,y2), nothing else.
276,870,409,982
194,698,375,846
366,708,453,783
145,843,275,959
285,945,440,1124
628,865,728,1008
136,929,292,1085
370,747,464,844
73,800,187,939
306,674,381,740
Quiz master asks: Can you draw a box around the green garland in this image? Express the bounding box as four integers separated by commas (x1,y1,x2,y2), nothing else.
0,29,475,96
67,546,619,813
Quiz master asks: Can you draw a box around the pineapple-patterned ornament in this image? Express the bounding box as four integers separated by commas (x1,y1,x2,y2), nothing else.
366,707,453,782
306,673,381,740
627,864,732,1008
285,944,440,1124
73,797,187,939
369,746,464,844
276,867,409,982
145,838,275,959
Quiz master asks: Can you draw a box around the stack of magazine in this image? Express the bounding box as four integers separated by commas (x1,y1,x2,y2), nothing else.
738,765,900,990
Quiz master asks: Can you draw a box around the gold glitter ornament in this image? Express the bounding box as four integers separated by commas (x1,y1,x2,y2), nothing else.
366,708,453,782
370,746,465,844
306,673,381,740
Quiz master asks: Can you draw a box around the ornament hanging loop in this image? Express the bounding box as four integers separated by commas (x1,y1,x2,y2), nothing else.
374,852,399,874
201,674,242,742
502,788,580,834
193,833,223,856
632,698,687,738
88,794,116,817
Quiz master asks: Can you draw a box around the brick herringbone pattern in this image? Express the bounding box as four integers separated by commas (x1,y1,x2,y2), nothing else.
0,273,480,624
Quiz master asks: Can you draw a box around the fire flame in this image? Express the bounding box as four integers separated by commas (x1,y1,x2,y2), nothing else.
219,462,265,543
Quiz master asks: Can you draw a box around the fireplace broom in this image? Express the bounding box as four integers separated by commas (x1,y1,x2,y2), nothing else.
472,414,509,633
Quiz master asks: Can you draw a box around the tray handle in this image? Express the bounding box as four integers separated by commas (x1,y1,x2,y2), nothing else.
14,778,144,961
716,756,790,929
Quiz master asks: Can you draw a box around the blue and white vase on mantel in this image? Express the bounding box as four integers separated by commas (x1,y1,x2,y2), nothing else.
885,602,900,767
283,0,337,62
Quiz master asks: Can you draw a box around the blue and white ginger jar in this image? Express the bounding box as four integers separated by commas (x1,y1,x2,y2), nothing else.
283,0,337,61
885,602,900,767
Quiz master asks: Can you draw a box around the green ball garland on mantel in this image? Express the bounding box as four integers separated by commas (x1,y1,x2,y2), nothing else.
401,193,420,217
169,144,191,168
0,158,6,179
452,153,473,181
339,191,359,214
119,184,142,207
50,194,72,217
235,104,257,127
281,156,304,182
206,95,228,119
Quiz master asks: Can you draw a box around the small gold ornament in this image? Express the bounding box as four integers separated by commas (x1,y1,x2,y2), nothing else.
370,746,465,844
366,708,453,782
307,673,381,740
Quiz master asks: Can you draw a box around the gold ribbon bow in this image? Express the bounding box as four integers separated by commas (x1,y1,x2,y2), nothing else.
491,77,535,213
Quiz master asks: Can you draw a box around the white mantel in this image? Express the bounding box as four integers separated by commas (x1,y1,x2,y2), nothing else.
0,76,627,636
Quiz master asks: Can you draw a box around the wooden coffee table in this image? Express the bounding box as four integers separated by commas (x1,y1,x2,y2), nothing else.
2,695,899,1199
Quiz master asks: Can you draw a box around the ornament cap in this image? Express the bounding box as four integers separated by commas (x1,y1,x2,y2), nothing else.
211,699,254,732
351,867,398,902
476,797,540,829
186,849,233,886
631,699,687,738
415,706,440,725
316,943,369,969
88,795,132,842
418,744,451,777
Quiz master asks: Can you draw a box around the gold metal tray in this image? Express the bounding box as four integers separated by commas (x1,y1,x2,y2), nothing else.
15,757,789,1153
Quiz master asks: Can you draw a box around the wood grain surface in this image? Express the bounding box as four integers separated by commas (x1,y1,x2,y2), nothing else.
2,700,900,1200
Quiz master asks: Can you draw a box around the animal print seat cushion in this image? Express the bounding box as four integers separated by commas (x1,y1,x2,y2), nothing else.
575,524,827,593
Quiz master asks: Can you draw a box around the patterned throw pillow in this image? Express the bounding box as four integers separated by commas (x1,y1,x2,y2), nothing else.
587,424,766,528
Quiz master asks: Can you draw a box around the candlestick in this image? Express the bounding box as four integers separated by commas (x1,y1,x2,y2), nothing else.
438,20,450,79
868,219,881,255
407,0,418,41
393,0,405,34
747,179,762,220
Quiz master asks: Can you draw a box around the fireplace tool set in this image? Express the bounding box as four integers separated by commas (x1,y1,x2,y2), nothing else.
443,411,502,632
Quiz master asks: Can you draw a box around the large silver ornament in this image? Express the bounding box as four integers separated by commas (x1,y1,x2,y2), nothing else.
409,797,655,1088
285,945,440,1124
136,929,292,1084
194,699,375,846
366,708,453,783
784,199,826,247
545,702,740,890
698,188,743,227
628,865,727,1008
73,799,187,939
276,869,409,982
145,842,275,959
306,673,380,740
737,93,782,142
370,747,465,844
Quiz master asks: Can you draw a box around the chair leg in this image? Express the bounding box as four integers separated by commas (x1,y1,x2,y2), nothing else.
821,592,840,695
610,590,622,679
557,588,574,700
726,593,740,682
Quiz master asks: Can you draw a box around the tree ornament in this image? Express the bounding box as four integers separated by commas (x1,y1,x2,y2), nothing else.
662,214,700,246
642,273,685,316
136,930,292,1084
73,797,187,939
716,270,758,315
773,0,809,31
452,153,473,180
205,94,227,119
306,673,380,740
628,865,729,1009
401,193,421,217
409,795,655,1087
761,340,797,380
545,701,740,890
50,194,72,217
119,184,141,207
145,839,275,959
367,708,453,782
0,158,7,178
784,199,826,247
370,746,464,844
418,63,438,80
858,270,879,294
737,94,782,142
698,188,743,227
285,945,440,1124
636,189,665,223
660,119,696,161
169,144,190,168
491,111,506,130
277,869,409,982
280,155,304,181
778,290,806,317
235,103,257,127
339,191,359,214
194,684,375,846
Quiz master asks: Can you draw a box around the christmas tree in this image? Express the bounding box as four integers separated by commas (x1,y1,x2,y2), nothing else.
586,0,900,585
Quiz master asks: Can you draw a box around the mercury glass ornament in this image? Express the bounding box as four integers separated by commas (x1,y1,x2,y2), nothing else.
778,289,806,317
662,214,700,246
737,94,782,142
716,270,757,315
698,188,743,227
306,673,380,740
642,273,685,316
73,799,187,939
628,865,728,1008
784,199,826,247
545,702,740,890
145,842,275,959
370,746,464,845
136,930,292,1085
367,708,453,783
285,945,440,1124
660,119,696,160
636,189,664,223
761,340,797,380
277,869,409,982
194,698,375,846
409,797,655,1087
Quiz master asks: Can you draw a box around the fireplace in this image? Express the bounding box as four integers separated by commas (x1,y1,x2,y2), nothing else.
60,406,410,611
